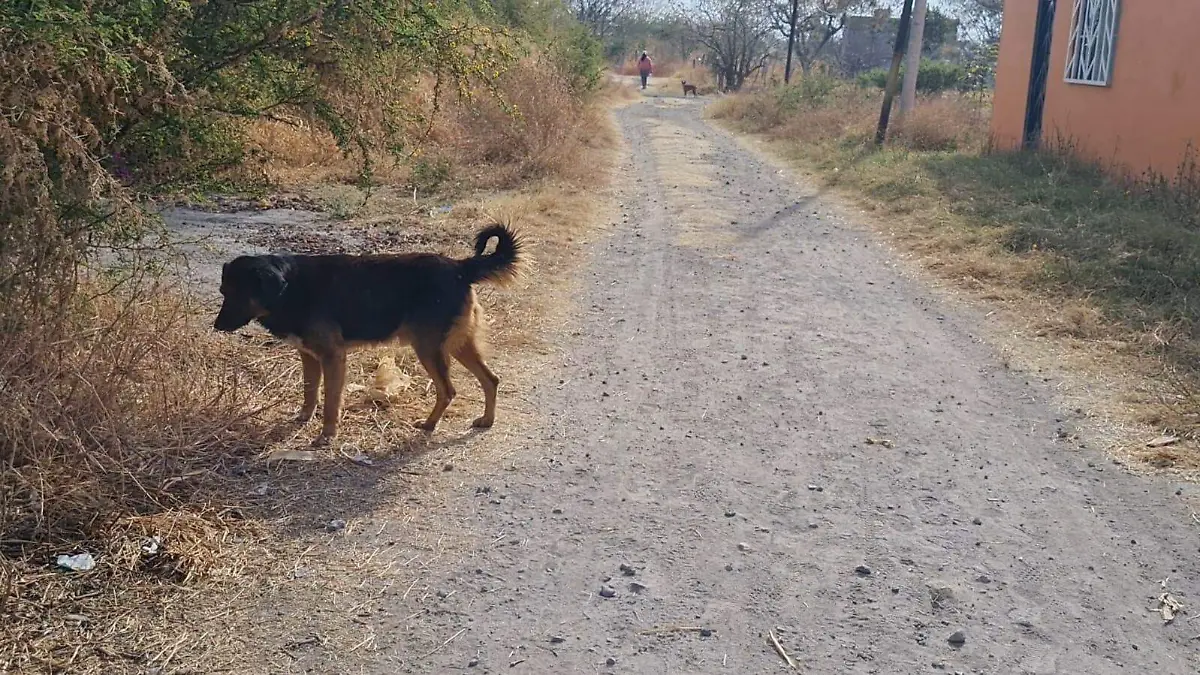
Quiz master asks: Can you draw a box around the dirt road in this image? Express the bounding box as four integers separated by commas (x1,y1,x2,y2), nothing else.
343,95,1200,673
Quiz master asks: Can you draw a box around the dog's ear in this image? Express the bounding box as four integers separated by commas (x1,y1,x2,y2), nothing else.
252,257,289,308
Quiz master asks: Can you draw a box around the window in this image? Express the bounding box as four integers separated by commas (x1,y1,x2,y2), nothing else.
1064,0,1120,86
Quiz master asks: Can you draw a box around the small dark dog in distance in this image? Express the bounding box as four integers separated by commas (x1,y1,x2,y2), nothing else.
214,224,522,444
682,80,698,97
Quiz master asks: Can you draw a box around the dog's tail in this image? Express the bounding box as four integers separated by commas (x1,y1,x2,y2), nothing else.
460,223,523,286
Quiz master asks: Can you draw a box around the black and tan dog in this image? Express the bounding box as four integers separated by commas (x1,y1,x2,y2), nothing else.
214,224,522,444
681,80,698,97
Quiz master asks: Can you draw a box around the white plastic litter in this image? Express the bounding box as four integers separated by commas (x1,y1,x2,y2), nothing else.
55,552,95,572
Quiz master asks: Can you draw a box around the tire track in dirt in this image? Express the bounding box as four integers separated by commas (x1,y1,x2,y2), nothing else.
362,96,1200,673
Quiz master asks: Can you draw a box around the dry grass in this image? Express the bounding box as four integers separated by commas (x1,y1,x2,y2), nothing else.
712,81,1200,478
891,95,991,152
0,53,621,673
710,82,989,151
674,65,716,91
710,80,872,137
597,77,642,107
246,57,611,198
0,281,289,672
245,119,410,189
443,59,610,188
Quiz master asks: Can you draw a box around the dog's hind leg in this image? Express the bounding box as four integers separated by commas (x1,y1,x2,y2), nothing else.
414,341,455,431
453,338,500,428
316,349,346,443
298,350,322,423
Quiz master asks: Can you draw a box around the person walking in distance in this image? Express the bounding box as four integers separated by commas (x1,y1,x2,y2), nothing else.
638,51,652,90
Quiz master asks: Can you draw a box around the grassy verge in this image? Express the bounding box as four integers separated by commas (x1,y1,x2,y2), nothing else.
710,81,1200,475
0,61,624,673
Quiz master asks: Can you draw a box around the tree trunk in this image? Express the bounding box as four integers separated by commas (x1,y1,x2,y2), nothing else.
784,0,800,84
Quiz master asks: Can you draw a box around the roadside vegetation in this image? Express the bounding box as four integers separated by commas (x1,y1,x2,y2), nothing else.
1,1,621,671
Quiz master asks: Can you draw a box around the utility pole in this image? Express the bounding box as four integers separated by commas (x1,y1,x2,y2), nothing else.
874,0,915,146
784,0,800,84
899,0,928,118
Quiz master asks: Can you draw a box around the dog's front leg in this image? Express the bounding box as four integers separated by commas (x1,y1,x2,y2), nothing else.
315,350,347,445
298,350,322,423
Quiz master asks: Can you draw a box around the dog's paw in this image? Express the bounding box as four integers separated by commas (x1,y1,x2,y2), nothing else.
412,420,438,432
471,416,494,429
296,410,316,424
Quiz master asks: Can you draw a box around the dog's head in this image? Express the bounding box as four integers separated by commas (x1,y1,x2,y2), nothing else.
213,255,290,332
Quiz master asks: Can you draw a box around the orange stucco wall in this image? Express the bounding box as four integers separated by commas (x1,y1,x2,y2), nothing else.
991,0,1200,178
990,1,1037,150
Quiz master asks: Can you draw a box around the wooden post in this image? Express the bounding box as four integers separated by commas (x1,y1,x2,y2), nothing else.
784,0,800,84
874,0,915,147
899,0,927,118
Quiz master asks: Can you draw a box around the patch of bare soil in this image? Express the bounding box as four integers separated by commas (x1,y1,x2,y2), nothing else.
161,201,451,290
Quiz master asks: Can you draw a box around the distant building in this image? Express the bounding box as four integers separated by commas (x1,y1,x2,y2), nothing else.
839,9,960,74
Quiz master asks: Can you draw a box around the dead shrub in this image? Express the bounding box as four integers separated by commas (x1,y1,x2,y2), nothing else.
245,119,366,187
444,57,601,187
245,116,421,189
892,96,989,152
0,279,282,548
710,82,877,141
712,84,988,154
246,57,612,194
0,271,291,670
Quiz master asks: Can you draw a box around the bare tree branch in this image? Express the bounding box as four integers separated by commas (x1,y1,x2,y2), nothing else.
689,0,778,91
769,0,877,76
946,0,1003,44
572,0,640,38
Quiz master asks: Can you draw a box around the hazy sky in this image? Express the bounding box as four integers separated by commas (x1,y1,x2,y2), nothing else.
654,0,992,41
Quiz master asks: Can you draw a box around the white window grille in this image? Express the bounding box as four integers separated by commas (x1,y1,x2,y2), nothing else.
1064,0,1120,86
